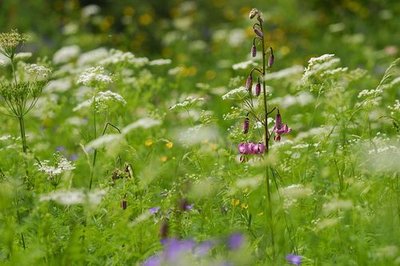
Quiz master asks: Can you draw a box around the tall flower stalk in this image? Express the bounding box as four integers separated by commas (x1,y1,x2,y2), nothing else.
236,8,292,259
0,30,50,155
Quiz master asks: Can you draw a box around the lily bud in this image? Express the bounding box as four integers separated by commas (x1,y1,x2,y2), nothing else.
251,44,256,57
254,28,263,38
255,78,261,96
268,47,275,68
243,117,250,134
245,75,253,91
249,8,259,19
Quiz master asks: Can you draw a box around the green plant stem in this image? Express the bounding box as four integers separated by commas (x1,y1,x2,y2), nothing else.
18,116,28,154
259,21,276,260
89,101,97,190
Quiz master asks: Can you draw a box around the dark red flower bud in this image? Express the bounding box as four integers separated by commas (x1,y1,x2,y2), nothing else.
243,117,250,134
254,28,263,38
121,199,127,210
251,44,256,57
160,219,169,240
255,78,261,96
245,75,253,91
268,47,274,68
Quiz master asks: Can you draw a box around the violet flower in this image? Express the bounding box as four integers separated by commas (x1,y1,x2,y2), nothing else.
286,254,302,265
149,207,160,215
227,233,244,250
238,142,265,155
273,110,291,141
251,44,257,57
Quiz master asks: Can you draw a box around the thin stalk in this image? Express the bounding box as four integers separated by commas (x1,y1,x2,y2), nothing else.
18,116,28,154
89,98,97,190
259,21,276,259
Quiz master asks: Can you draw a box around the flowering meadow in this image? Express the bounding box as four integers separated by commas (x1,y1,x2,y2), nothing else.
1,1,400,265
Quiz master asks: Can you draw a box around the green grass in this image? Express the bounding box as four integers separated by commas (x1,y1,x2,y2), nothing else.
1,4,400,265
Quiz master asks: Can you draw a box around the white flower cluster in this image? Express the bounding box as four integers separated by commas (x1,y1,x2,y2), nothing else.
169,96,204,110
279,184,313,209
388,99,400,115
149,58,172,66
24,63,51,80
322,199,353,214
221,86,247,100
36,155,75,179
302,54,340,83
40,189,106,206
77,48,109,66
73,90,126,112
14,52,32,60
77,66,112,86
264,65,304,80
53,45,81,64
356,88,383,108
81,4,100,18
232,60,256,70
99,49,149,66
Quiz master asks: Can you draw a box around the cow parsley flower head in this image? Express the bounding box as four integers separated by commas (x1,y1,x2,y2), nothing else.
73,90,126,112
36,154,75,180
53,45,80,64
77,66,112,87
24,63,52,81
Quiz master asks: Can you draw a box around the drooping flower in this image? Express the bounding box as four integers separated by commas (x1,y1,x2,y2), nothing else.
268,47,275,68
243,116,250,134
286,254,302,265
249,8,259,19
273,110,291,141
245,74,253,91
253,27,264,38
255,78,261,96
251,44,257,57
238,142,265,155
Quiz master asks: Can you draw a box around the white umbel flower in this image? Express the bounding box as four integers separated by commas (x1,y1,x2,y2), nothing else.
77,66,112,86
53,45,80,64
40,189,107,206
36,155,75,179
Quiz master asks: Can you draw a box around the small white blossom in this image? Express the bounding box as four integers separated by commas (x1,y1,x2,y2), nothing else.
77,66,112,86
39,189,107,206
36,155,75,180
77,48,108,66
122,118,162,134
169,96,204,110
99,49,149,66
81,4,100,18
302,54,340,83
221,86,247,100
264,65,304,80
14,52,32,60
53,45,80,64
73,90,126,112
232,60,256,70
323,199,353,214
44,78,72,93
24,63,51,80
149,58,172,66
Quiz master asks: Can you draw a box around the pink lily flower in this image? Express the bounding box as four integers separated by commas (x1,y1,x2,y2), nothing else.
273,111,291,141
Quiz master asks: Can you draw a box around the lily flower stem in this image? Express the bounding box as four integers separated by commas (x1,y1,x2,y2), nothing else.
259,20,276,260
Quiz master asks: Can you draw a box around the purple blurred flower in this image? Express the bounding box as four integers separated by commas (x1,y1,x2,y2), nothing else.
194,241,214,256
273,111,291,141
238,142,265,155
227,233,244,250
163,238,196,260
142,255,161,266
286,254,302,265
69,154,78,161
56,146,65,152
149,207,160,214
179,198,193,211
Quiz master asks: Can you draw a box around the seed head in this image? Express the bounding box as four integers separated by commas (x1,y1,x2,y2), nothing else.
0,30,29,58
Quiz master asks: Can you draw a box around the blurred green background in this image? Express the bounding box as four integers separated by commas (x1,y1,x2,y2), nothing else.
1,0,399,84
